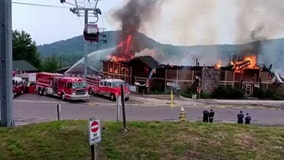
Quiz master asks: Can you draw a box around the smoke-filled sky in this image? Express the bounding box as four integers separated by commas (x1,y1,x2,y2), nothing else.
107,0,284,45
13,0,284,46
105,0,284,75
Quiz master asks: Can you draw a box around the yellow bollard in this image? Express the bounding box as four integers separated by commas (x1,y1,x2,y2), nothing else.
178,107,187,122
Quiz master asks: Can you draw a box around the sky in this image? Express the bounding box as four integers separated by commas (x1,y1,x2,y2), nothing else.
12,0,125,45
12,0,284,46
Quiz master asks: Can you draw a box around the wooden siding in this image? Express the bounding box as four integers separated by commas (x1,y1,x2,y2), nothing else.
166,69,177,79
178,69,192,80
102,60,280,96
226,71,234,81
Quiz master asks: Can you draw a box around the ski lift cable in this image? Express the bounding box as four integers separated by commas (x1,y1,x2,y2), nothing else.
94,0,99,10
76,16,84,26
100,14,106,31
12,1,69,8
64,1,78,7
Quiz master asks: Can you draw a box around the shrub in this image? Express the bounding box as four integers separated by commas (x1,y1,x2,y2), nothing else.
265,89,275,98
200,92,212,99
253,88,266,98
253,88,284,100
211,86,243,99
271,92,284,100
181,86,194,98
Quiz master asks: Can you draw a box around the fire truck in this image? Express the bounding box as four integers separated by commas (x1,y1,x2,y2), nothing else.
36,72,90,101
86,76,130,101
12,76,25,97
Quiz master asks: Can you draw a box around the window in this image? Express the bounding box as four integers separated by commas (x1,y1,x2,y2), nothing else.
121,66,125,74
112,81,125,87
109,67,113,73
66,82,72,88
72,82,87,89
114,65,119,74
220,71,225,81
125,67,129,74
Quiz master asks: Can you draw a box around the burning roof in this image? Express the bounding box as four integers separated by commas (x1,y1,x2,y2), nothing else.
230,55,259,73
127,56,160,69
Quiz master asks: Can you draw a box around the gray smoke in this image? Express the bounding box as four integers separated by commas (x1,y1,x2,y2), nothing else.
235,0,284,42
112,0,163,59
235,0,284,74
108,0,284,74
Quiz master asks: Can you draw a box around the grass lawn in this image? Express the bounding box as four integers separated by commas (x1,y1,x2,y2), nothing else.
0,121,284,160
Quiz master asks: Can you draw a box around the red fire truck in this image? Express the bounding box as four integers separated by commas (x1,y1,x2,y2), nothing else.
86,76,130,101
36,72,90,101
12,76,25,98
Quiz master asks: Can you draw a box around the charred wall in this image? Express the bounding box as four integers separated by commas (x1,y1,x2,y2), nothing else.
102,61,131,83
102,60,278,96
131,61,149,77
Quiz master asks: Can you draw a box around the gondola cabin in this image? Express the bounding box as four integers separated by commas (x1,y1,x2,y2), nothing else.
83,23,99,42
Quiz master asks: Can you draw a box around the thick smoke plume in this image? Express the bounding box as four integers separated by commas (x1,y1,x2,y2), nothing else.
235,0,284,74
235,0,284,43
112,0,163,59
108,0,284,74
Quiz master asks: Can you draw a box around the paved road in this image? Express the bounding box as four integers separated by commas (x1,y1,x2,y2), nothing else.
10,94,284,126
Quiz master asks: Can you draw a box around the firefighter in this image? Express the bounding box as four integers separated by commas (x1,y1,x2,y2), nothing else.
237,111,244,124
209,109,215,123
245,113,251,124
203,108,209,122
178,107,187,122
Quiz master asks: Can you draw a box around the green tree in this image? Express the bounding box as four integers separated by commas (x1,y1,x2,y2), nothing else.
60,53,82,67
41,55,59,72
12,30,41,69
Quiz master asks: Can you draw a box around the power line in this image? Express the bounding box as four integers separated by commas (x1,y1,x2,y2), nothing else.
101,14,106,30
12,1,70,9
76,16,84,26
64,1,78,7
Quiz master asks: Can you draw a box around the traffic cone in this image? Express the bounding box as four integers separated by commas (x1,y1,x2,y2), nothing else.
178,107,187,122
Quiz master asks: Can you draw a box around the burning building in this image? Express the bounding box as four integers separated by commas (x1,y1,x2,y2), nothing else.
65,0,283,97
100,52,283,97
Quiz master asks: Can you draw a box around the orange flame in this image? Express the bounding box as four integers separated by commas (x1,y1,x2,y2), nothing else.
231,55,259,73
243,56,257,68
113,34,134,62
125,35,132,54
108,55,127,62
214,61,221,70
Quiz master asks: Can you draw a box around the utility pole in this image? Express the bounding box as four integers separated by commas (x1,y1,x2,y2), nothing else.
84,10,88,78
0,0,14,127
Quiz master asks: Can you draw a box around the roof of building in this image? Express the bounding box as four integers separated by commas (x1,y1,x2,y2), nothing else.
127,56,160,69
13,60,38,72
55,66,71,74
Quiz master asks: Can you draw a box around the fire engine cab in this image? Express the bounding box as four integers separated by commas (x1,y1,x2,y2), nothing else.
12,76,24,98
86,76,130,101
36,72,90,101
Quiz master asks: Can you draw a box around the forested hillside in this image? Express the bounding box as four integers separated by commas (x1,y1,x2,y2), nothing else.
37,31,284,73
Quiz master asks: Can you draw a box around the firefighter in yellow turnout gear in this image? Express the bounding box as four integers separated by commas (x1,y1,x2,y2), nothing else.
178,107,187,122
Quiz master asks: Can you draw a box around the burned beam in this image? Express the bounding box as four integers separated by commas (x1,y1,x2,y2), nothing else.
234,60,251,70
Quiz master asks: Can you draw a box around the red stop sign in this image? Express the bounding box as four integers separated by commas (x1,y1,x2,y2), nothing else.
90,121,99,133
